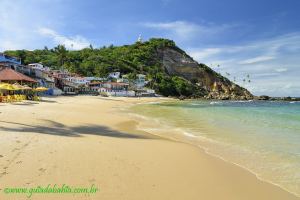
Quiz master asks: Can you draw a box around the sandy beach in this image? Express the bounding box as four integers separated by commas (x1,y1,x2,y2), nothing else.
0,96,298,200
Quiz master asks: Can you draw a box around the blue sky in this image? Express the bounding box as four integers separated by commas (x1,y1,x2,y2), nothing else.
0,0,299,96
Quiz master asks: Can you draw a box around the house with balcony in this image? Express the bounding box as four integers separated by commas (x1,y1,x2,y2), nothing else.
89,81,135,97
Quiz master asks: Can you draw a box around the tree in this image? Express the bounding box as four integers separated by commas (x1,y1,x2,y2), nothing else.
54,45,67,66
3,38,224,97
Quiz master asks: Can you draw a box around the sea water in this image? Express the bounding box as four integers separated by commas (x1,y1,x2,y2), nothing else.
128,100,300,196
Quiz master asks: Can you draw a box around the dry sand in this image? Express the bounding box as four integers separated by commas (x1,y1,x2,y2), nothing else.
0,96,298,200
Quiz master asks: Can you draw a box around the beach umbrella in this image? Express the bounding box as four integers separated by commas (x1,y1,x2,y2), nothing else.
22,85,32,90
0,83,18,90
34,87,49,92
12,83,25,90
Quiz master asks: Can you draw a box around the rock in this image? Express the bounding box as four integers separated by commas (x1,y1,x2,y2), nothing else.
282,96,292,101
239,96,247,100
158,46,253,99
258,95,270,100
179,95,186,100
221,96,230,100
291,97,300,101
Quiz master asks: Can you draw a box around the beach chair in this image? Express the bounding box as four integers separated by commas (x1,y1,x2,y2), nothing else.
11,95,16,102
1,96,7,103
17,95,22,101
33,96,40,101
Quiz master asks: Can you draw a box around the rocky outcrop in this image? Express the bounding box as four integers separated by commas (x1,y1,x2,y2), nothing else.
255,95,270,100
158,47,253,100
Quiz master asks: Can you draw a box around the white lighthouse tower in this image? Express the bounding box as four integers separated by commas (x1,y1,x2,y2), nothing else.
137,34,143,43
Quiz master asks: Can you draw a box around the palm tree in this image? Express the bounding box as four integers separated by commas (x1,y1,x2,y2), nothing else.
54,45,67,66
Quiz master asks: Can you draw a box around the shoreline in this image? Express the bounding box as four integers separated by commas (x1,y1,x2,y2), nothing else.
115,97,300,198
0,96,299,200
124,111,300,198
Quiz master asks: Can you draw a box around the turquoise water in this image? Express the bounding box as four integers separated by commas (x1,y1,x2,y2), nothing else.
129,100,300,196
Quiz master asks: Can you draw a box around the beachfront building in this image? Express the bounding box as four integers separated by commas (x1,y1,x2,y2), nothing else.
89,82,135,97
0,66,37,85
66,77,90,85
136,88,156,97
36,72,61,95
25,63,63,96
51,71,97,95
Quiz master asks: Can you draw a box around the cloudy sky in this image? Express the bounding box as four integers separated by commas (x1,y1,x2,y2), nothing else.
0,0,299,96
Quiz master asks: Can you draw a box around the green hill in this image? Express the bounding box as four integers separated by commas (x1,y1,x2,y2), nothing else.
4,38,252,99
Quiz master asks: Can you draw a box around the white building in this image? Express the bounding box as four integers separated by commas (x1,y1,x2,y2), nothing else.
66,77,90,85
108,72,121,79
28,63,50,71
86,77,105,82
89,82,135,97
135,74,146,89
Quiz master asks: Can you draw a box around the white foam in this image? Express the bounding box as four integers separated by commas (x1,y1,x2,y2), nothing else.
210,101,222,105
182,131,198,138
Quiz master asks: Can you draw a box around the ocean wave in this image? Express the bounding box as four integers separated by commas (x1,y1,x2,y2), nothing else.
191,103,202,106
210,101,222,105
182,131,198,138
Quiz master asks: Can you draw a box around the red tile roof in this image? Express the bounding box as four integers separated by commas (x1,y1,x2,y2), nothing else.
0,67,37,83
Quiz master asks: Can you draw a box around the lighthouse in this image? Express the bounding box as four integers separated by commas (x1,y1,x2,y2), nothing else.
137,34,143,43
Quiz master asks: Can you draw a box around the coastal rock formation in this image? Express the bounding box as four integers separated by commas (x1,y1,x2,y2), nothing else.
158,47,253,100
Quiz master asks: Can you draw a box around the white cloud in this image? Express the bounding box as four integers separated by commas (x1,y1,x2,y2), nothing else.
143,21,199,40
142,21,234,41
0,1,36,50
275,68,288,73
0,0,92,51
38,28,90,50
189,48,221,61
0,0,60,50
238,56,275,64
187,33,300,97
